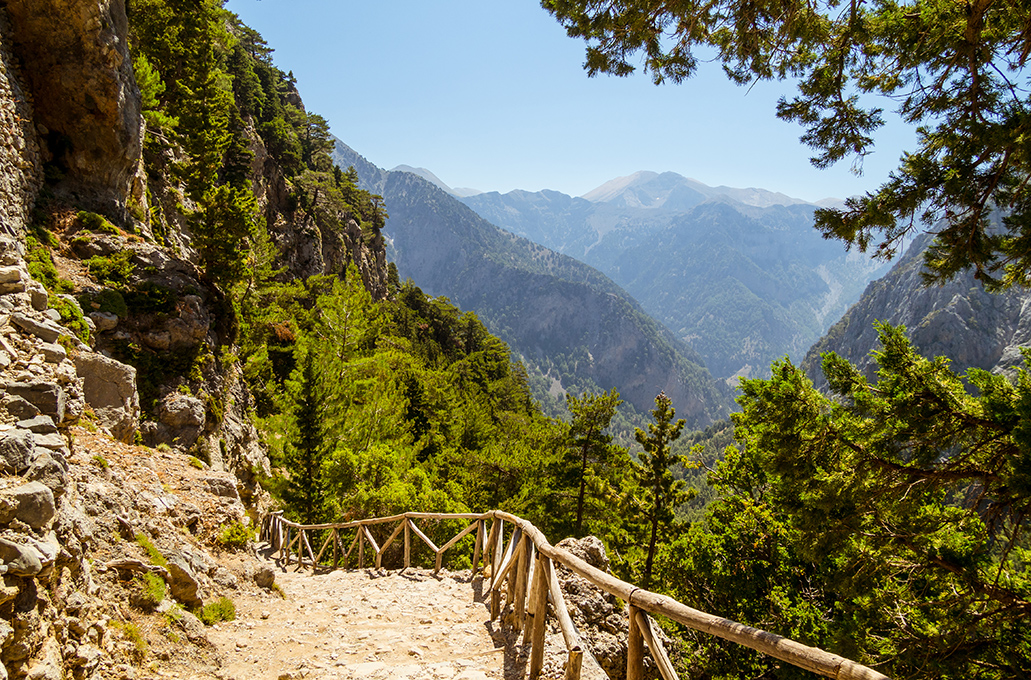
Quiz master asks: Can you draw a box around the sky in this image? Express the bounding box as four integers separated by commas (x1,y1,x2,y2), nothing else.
224,0,915,203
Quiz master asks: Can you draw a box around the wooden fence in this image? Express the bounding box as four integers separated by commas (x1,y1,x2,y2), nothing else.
260,510,890,680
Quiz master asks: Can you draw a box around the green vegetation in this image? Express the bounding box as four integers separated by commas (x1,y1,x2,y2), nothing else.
216,520,252,549
134,533,167,568
85,250,135,287
77,210,120,235
91,454,109,469
198,596,236,625
111,620,148,664
50,296,89,343
133,571,166,609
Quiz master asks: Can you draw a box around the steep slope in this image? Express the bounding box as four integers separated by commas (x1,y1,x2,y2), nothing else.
802,233,1031,387
333,142,731,425
462,181,888,378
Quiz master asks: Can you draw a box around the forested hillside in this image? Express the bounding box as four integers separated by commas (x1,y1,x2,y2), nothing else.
460,173,888,378
332,141,732,427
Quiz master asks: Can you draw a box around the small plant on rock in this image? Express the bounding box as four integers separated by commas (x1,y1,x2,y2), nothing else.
198,597,236,625
132,571,166,609
217,521,252,550
134,533,167,568
90,454,108,469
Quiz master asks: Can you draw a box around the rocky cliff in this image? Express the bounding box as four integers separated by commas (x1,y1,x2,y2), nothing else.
802,233,1031,387
0,1,390,677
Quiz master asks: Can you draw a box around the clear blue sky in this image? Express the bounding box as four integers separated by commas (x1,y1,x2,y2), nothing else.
224,0,914,203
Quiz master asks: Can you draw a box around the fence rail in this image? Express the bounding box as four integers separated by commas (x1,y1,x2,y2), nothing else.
260,510,889,680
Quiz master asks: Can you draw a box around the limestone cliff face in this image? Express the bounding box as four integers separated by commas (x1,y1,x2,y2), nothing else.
0,10,41,239
4,0,145,220
802,234,1031,387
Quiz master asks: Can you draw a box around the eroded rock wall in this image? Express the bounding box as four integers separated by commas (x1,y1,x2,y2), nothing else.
0,8,41,238
4,0,144,221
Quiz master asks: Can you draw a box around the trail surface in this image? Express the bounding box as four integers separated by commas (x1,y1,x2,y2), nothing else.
207,566,566,680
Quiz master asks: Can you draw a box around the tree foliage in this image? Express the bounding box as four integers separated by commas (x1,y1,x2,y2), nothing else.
659,323,1031,678
543,0,1031,288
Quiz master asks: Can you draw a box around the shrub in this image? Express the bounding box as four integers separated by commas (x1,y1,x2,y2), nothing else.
50,296,90,343
188,456,204,469
91,454,108,469
77,211,120,235
79,288,128,318
198,597,236,625
134,533,167,568
217,521,252,550
86,250,135,287
111,620,148,664
133,571,166,609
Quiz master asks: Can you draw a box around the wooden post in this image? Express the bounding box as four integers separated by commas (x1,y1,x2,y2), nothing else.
564,648,583,680
333,528,339,569
472,519,484,575
491,519,505,590
404,519,411,569
358,529,365,568
528,556,550,680
512,537,530,628
283,526,290,564
627,603,644,680
634,610,678,680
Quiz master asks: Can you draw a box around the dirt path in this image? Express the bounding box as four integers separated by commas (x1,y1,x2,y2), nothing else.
207,565,567,680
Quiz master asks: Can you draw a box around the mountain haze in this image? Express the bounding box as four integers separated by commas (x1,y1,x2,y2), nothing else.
334,141,732,425
461,173,890,378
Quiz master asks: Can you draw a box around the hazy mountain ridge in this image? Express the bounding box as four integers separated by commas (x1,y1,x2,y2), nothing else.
461,177,889,378
802,233,1031,387
334,141,731,425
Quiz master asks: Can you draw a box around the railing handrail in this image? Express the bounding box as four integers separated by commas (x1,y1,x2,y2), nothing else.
260,510,890,680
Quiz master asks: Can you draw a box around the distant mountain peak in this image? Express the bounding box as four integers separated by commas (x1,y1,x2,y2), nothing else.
582,170,819,210
389,165,482,198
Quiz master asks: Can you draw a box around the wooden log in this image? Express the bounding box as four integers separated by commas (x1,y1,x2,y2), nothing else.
527,556,550,680
633,610,678,680
511,535,530,628
358,529,365,568
546,561,585,652
303,530,317,567
379,520,407,569
408,520,439,554
404,520,411,569
439,520,480,554
344,529,361,566
627,604,644,680
564,648,583,680
282,526,290,563
333,528,339,569
491,527,523,620
314,530,335,565
490,519,504,590
472,520,484,575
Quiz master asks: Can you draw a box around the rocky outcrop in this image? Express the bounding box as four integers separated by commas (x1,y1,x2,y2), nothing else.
802,234,1031,387
0,8,42,239
3,0,144,221
70,352,138,443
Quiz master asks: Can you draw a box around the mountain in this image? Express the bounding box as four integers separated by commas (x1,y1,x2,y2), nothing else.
334,142,733,425
802,233,1031,388
460,175,890,378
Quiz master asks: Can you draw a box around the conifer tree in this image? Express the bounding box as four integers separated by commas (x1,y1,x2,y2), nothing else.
634,391,687,588
564,389,624,536
282,347,328,525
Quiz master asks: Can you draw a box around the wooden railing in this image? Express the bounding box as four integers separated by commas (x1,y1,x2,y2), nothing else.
260,510,890,680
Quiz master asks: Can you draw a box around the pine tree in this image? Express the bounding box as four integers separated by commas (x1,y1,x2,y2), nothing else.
634,391,687,589
281,347,328,525
564,389,623,536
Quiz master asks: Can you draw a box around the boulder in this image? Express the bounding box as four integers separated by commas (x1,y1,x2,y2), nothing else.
253,566,276,589
0,429,34,474
167,295,209,348
158,393,205,430
25,451,69,497
202,476,238,500
2,482,56,530
0,538,42,577
4,382,66,424
72,351,139,442
15,416,57,434
88,312,117,332
164,552,203,608
9,314,67,344
2,395,40,420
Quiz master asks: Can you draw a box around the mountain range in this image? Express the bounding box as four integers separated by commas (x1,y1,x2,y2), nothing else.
334,142,733,427
457,171,888,378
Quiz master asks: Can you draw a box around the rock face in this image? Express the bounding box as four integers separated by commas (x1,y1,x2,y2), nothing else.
0,9,42,239
71,352,139,442
3,0,144,219
802,234,1031,387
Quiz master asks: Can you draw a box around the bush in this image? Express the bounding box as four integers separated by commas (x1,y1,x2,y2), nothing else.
111,620,148,664
77,211,120,235
79,288,128,318
91,454,108,469
133,571,166,609
50,296,90,343
198,597,236,625
86,250,135,287
217,521,252,550
134,533,167,568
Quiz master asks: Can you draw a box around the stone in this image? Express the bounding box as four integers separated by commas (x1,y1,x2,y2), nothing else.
10,313,67,343
38,342,65,363
88,312,117,332
72,352,139,443
5,381,66,423
26,281,48,312
31,432,66,452
158,393,205,429
164,552,203,608
142,330,170,351
0,429,35,474
174,609,208,644
42,309,61,322
2,395,40,420
16,415,57,434
202,476,239,499
0,538,42,576
0,267,21,284
254,567,276,589
2,481,56,530
167,295,209,348
26,451,69,496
